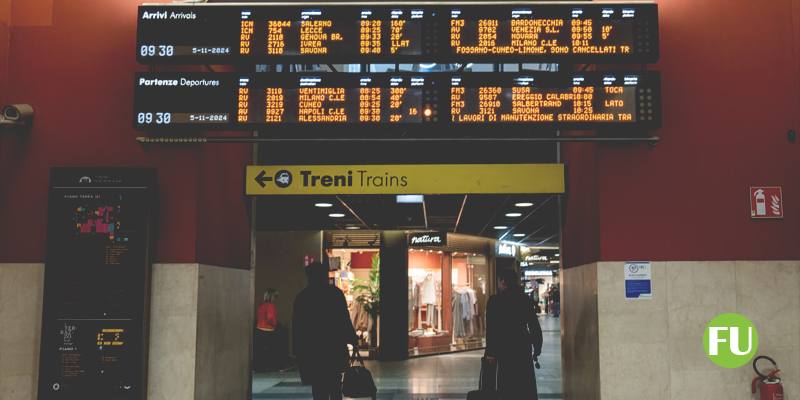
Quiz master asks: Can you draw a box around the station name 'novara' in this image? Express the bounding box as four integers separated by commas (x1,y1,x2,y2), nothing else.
301,170,408,188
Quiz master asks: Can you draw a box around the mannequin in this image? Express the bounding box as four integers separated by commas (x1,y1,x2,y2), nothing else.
421,273,437,327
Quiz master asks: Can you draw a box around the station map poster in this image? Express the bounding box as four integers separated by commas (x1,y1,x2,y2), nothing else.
38,168,156,400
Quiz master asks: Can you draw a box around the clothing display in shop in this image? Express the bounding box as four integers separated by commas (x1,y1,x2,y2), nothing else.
409,277,416,330
420,274,437,305
349,302,372,333
452,287,480,338
410,272,443,331
425,304,439,327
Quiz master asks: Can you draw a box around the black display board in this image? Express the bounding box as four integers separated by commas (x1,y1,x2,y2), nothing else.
379,231,410,361
136,2,658,64
38,168,156,400
133,71,661,132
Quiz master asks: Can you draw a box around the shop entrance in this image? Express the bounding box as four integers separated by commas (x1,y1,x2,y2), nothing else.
251,164,565,398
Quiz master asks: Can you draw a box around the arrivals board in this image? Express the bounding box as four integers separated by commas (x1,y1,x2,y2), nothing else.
133,72,661,131
38,168,155,400
136,2,658,64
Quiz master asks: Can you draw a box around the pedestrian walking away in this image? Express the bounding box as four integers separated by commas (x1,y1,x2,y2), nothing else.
292,262,359,400
484,268,543,399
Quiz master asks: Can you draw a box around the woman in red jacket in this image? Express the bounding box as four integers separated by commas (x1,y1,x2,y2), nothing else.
257,289,279,331
255,288,288,371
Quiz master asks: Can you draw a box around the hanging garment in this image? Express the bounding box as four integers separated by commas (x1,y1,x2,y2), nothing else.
420,275,437,305
409,280,416,330
349,302,371,332
426,304,437,327
452,292,466,338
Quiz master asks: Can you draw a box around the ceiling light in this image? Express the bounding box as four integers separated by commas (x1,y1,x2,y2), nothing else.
515,202,534,207
315,202,333,208
329,213,346,218
345,226,360,230
396,195,424,204
513,233,526,237
493,226,508,230
555,253,560,257
505,212,522,217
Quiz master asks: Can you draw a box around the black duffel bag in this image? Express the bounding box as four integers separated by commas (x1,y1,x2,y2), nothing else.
467,356,500,400
342,347,377,399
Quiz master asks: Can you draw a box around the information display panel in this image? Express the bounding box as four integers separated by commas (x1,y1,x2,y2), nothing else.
136,2,658,64
38,168,155,400
133,72,660,131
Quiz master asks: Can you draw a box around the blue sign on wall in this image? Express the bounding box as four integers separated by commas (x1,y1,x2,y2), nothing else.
624,261,652,300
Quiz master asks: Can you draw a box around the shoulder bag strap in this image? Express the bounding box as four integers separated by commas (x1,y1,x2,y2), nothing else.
478,357,484,389
494,359,499,391
350,346,366,367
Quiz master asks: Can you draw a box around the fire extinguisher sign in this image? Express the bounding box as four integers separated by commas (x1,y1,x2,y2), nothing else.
749,187,784,219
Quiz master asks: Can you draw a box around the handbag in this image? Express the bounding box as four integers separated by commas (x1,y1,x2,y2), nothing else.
467,356,500,400
341,347,377,399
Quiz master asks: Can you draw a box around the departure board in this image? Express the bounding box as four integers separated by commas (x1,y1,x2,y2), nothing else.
137,2,658,64
133,72,661,131
38,168,155,400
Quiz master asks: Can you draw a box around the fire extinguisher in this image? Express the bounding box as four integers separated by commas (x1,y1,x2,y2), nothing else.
752,356,784,400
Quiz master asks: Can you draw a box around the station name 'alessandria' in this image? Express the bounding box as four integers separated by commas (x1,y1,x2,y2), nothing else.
133,72,661,130
133,3,661,131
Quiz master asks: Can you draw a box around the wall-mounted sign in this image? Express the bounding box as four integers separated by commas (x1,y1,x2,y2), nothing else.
245,164,565,195
524,270,555,277
526,254,549,262
38,168,156,400
750,186,784,219
133,72,662,132
409,232,447,247
496,242,518,258
136,3,659,64
624,261,652,300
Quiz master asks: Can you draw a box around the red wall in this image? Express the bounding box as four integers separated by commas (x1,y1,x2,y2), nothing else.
408,251,444,270
564,0,800,265
350,251,379,269
561,139,600,268
0,0,250,267
2,0,798,268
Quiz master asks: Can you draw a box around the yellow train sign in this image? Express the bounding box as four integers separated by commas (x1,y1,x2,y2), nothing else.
245,164,565,195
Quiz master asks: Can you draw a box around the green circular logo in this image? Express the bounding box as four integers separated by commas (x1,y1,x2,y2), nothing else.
703,313,758,368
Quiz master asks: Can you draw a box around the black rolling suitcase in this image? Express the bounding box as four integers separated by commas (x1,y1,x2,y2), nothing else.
467,357,500,400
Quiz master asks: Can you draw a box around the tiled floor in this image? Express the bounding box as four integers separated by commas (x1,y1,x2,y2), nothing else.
252,316,562,399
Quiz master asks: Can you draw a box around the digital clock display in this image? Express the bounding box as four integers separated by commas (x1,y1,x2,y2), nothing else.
133,72,661,132
136,2,658,64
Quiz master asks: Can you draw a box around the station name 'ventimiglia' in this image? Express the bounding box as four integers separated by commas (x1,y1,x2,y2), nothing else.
137,78,221,88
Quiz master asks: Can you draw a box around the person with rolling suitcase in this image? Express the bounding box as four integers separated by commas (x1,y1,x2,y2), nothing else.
292,262,358,400
482,269,543,399
467,356,500,400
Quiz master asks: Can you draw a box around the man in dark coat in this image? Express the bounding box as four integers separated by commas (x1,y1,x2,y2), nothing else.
292,262,358,400
485,268,543,399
